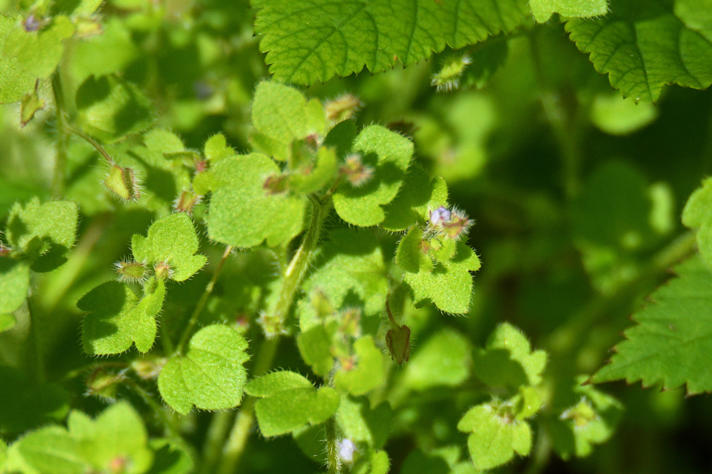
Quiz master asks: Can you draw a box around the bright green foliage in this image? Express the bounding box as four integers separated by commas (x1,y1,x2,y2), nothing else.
131,213,207,282
253,0,532,84
6,198,78,256
250,81,325,160
0,15,74,104
593,256,712,394
382,167,448,232
333,125,413,227
246,371,340,437
474,322,547,389
288,146,338,194
297,229,387,329
5,403,158,474
400,328,471,391
158,325,249,414
396,227,481,314
0,313,15,332
296,324,335,377
530,0,607,22
206,153,306,248
80,279,164,355
683,178,712,268
457,402,532,470
0,367,68,434
589,93,658,135
0,260,29,325
0,439,6,468
336,397,392,449
334,335,386,395
548,377,623,459
75,74,154,141
566,0,712,101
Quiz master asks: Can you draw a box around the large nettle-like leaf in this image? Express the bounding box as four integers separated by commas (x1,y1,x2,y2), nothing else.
594,256,712,394
253,0,532,84
566,0,712,102
158,325,250,414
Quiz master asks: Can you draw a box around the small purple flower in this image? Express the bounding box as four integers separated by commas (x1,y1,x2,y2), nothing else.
23,14,41,32
429,206,451,225
337,438,356,463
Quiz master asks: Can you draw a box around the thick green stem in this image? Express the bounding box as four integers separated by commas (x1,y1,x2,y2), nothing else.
216,196,330,474
175,245,233,354
325,418,340,474
51,73,69,198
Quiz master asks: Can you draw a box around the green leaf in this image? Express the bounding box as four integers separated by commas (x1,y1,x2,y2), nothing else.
474,322,547,389
334,335,386,396
80,280,164,355
396,227,481,314
593,256,712,394
530,0,608,23
333,125,413,226
458,402,532,470
297,229,388,330
336,396,392,449
401,329,471,391
0,259,29,317
297,323,335,377
246,371,340,437
382,166,448,231
131,213,207,282
589,92,658,135
6,197,78,257
683,177,712,268
0,15,74,104
288,146,339,194
76,74,154,141
250,81,325,160
0,366,68,435
0,313,15,332
207,153,306,248
6,402,153,474
253,0,532,85
204,133,235,162
158,324,249,414
547,376,623,460
0,439,6,468
566,0,712,101
147,439,194,474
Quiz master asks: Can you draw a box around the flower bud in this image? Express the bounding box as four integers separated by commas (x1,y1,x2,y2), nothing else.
105,165,140,201
325,94,361,123
114,260,147,282
340,154,373,187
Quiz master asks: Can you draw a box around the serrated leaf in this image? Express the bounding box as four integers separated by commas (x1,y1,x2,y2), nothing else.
76,74,153,141
6,198,78,258
80,280,164,355
401,328,471,391
246,371,340,437
334,336,386,396
333,125,413,226
593,256,712,394
0,366,68,435
396,227,480,314
0,15,74,104
131,213,207,282
530,0,608,23
253,0,532,85
0,259,29,317
382,166,448,231
297,229,388,330
474,322,547,389
566,0,712,102
158,325,249,414
457,403,532,470
207,153,306,248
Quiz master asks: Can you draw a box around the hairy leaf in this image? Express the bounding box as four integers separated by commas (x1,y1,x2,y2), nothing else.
246,371,340,437
0,259,29,319
401,328,471,391
207,153,306,248
334,335,386,396
593,256,712,394
253,0,532,84
6,198,78,258
158,325,249,414
382,166,448,232
566,0,712,101
530,0,608,23
0,15,74,104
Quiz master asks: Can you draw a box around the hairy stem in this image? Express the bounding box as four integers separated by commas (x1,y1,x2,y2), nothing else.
216,196,330,474
175,245,233,354
65,124,115,165
51,73,69,198
325,418,340,474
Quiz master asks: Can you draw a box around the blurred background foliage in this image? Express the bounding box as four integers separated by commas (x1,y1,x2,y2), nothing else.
1,0,712,473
